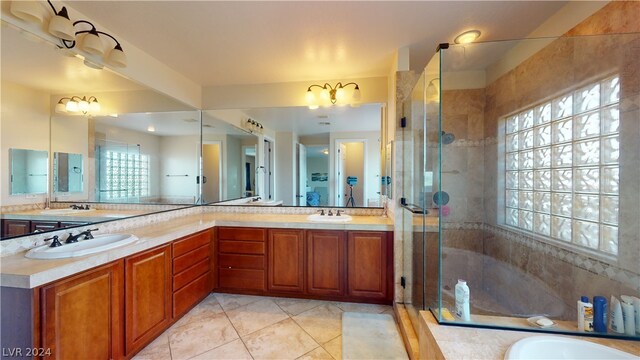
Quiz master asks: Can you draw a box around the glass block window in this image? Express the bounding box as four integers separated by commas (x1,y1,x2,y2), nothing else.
504,76,619,255
103,151,149,200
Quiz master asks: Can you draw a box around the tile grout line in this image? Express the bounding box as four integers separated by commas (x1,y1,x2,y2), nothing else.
217,298,256,360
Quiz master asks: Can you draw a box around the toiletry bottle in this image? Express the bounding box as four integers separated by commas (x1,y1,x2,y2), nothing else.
454,279,471,321
631,296,640,336
620,295,636,336
610,296,624,334
577,296,593,332
593,296,608,333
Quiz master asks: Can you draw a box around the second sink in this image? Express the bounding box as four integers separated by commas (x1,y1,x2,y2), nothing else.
307,214,353,223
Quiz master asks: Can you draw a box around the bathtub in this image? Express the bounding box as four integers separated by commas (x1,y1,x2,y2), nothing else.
439,247,567,319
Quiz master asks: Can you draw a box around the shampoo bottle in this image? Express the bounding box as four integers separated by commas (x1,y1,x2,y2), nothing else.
454,279,470,322
632,296,640,336
610,296,624,334
620,295,636,336
593,296,608,333
577,296,593,332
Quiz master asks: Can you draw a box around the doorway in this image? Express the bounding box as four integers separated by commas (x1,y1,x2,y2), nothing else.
202,141,222,203
242,145,256,197
335,140,366,207
263,139,273,199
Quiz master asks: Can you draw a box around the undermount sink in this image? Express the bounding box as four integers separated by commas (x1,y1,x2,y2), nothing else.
245,199,283,206
505,336,637,360
39,208,96,215
25,233,138,259
307,214,353,223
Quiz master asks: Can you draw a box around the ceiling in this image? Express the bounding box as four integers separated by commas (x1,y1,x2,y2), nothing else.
93,111,201,136
68,1,569,87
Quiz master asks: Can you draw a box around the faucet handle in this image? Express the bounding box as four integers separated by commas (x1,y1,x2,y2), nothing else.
328,209,334,216
336,210,344,216
317,209,325,216
65,232,80,244
44,235,63,248
82,228,99,239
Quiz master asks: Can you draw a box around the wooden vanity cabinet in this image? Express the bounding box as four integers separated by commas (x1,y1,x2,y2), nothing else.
217,227,266,291
2,219,30,237
306,230,346,297
39,260,124,360
268,229,305,293
172,229,214,318
125,244,172,356
347,231,391,300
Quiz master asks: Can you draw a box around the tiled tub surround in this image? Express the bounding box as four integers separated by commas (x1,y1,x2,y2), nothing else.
0,209,392,289
418,311,640,360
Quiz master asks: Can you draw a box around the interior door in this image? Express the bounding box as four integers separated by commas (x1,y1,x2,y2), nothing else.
296,143,307,206
263,139,273,200
336,143,347,206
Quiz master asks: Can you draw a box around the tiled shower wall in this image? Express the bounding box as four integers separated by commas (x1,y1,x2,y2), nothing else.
439,1,640,320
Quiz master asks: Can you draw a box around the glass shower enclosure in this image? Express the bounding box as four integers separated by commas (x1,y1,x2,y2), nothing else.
404,32,640,340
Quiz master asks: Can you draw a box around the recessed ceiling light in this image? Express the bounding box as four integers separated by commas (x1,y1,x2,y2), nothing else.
319,122,331,126
109,113,118,118
454,30,481,44
147,125,155,132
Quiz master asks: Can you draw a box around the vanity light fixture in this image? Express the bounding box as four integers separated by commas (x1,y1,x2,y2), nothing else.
10,0,128,68
305,82,361,109
242,118,264,134
55,96,100,115
454,30,481,44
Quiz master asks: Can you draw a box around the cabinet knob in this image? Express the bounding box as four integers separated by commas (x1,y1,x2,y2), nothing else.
228,266,232,269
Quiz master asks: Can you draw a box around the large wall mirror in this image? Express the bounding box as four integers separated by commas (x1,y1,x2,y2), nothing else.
204,104,384,208
0,20,199,239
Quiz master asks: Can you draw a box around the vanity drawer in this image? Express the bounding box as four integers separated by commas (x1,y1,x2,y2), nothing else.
219,254,264,269
173,257,210,291
219,240,265,255
173,244,210,274
218,268,265,291
218,227,265,242
173,272,211,318
173,230,211,257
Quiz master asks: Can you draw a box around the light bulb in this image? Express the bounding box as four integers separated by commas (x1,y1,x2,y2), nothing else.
352,86,361,102
78,98,90,113
47,7,75,41
336,87,345,101
55,101,66,113
66,100,78,112
305,89,316,105
89,100,101,113
80,30,104,56
320,87,330,101
308,105,319,110
454,30,481,44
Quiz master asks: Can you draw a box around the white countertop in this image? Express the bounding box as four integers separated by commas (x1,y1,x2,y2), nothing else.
0,212,393,289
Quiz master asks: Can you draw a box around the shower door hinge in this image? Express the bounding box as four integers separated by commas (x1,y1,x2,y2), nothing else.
400,117,407,128
401,276,406,289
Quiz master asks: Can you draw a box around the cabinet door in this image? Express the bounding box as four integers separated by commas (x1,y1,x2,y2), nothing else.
306,230,345,296
268,229,304,293
40,260,124,360
347,231,389,300
2,220,30,237
31,221,59,233
125,245,172,355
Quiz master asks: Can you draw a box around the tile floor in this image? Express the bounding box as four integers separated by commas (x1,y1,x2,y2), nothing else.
133,293,397,360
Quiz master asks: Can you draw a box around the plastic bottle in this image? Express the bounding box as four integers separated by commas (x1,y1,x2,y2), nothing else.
610,296,624,334
593,296,608,333
620,295,636,336
631,296,640,336
577,296,593,332
454,279,470,321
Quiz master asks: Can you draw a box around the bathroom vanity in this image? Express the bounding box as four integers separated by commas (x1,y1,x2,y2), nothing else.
0,212,393,359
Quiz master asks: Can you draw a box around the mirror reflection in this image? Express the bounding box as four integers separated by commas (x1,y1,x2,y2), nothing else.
205,104,384,207
53,152,83,193
9,149,48,195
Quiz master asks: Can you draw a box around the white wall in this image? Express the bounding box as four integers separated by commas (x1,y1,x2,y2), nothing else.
226,136,242,199
51,115,89,201
344,142,365,207
275,132,298,205
159,135,199,202
1,81,50,206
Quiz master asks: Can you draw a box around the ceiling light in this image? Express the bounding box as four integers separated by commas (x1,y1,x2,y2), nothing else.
306,82,361,109
10,1,45,25
56,96,100,115
454,30,481,44
42,2,127,68
47,6,75,40
109,114,119,118
147,125,155,132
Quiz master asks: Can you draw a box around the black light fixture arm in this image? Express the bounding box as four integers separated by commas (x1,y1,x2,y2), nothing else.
96,31,123,49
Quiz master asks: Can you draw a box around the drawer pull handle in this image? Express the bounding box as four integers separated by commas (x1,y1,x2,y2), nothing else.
228,266,232,269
